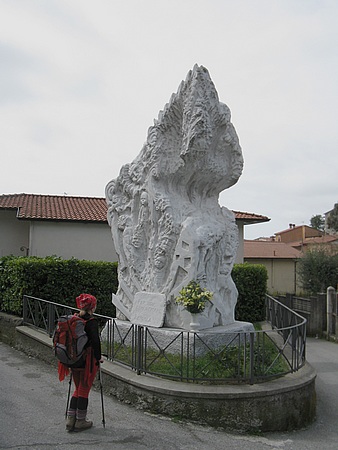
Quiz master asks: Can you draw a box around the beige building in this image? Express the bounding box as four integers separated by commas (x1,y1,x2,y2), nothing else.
275,224,322,244
244,240,301,294
0,193,269,264
275,224,338,254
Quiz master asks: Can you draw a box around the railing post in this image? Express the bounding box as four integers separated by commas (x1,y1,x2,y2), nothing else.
112,320,116,360
136,325,143,375
249,332,255,385
184,331,189,382
291,326,297,371
23,295,27,324
34,298,39,327
107,319,112,360
47,302,55,337
327,286,336,337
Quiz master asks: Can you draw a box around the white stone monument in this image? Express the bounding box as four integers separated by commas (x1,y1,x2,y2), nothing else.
106,64,252,333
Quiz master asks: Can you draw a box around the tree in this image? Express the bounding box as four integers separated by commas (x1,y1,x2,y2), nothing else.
327,203,338,232
310,214,325,231
297,249,338,294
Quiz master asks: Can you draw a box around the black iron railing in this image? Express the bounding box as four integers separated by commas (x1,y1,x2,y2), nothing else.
22,294,306,384
265,294,307,372
22,295,112,339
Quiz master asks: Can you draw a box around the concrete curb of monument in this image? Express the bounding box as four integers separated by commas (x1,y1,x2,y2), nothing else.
0,312,316,433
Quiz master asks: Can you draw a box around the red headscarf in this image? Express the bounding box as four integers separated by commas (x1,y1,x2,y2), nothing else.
76,293,97,311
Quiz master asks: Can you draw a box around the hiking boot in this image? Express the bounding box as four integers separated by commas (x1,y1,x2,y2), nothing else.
66,415,76,431
74,418,93,431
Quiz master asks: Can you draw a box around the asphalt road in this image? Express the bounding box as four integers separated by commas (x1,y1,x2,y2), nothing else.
1,337,338,450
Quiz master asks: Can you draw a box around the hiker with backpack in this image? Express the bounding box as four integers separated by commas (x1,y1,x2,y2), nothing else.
54,293,103,432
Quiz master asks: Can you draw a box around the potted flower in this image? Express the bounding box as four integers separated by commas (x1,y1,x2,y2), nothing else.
175,281,213,330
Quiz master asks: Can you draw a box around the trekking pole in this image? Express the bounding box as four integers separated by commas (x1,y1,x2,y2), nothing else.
98,364,106,428
65,371,73,418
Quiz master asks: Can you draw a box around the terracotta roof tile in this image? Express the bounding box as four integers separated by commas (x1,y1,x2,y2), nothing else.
275,225,322,236
244,240,301,259
0,193,268,225
0,193,107,222
288,235,338,247
304,235,338,244
232,211,270,224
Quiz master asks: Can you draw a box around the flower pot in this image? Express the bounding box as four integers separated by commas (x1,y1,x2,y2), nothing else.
189,314,200,332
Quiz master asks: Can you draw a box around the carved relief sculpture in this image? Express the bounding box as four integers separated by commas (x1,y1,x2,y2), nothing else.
106,65,244,330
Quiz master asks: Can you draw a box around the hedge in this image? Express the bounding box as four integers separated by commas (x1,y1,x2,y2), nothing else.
233,263,268,323
0,256,118,317
0,257,267,324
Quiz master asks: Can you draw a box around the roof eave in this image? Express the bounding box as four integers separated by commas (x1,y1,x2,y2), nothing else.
236,218,271,226
17,217,107,224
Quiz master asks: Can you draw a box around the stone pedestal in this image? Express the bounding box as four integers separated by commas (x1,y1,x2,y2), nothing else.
103,319,254,357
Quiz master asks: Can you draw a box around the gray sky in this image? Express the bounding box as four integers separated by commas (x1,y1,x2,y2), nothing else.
1,0,337,239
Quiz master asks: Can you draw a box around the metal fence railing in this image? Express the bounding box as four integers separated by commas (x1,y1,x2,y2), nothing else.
265,294,307,372
22,294,306,385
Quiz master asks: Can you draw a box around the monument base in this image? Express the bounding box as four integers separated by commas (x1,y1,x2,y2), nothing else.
103,320,255,356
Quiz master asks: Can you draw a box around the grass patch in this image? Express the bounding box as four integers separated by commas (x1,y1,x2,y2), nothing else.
102,330,289,384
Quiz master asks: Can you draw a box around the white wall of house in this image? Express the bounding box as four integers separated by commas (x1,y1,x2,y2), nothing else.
29,221,118,262
0,210,246,265
0,210,30,257
244,258,299,294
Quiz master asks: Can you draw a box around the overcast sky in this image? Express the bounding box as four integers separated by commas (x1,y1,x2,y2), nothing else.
1,0,337,239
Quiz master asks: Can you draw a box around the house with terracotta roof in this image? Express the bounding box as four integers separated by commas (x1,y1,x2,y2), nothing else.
0,193,118,262
0,193,269,263
275,224,338,254
244,240,301,294
244,224,338,294
232,211,270,262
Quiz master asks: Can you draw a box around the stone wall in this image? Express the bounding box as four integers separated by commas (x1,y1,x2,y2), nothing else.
100,359,316,433
0,312,23,346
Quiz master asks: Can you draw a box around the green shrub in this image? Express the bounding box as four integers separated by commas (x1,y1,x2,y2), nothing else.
232,263,268,323
0,256,118,316
0,258,267,324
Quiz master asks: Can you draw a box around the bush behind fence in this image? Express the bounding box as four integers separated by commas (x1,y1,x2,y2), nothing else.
0,255,118,317
0,257,267,325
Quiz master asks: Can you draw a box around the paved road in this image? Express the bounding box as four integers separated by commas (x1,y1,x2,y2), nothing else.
1,337,338,450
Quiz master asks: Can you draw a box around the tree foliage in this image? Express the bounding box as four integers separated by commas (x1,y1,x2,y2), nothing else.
297,249,338,294
327,203,338,232
310,214,325,231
